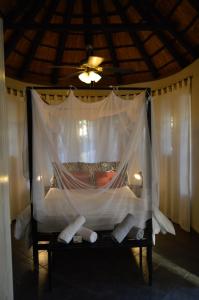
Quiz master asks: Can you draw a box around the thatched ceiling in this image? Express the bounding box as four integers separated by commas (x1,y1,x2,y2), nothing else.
1,0,199,86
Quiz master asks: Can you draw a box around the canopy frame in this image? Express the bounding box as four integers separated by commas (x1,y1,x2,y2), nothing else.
26,86,153,288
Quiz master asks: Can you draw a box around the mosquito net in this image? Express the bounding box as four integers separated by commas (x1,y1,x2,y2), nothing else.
29,89,169,233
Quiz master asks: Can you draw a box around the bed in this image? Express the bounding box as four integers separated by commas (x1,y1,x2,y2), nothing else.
37,186,150,233
24,86,154,288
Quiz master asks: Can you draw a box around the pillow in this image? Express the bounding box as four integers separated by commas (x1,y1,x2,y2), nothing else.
61,171,91,189
79,161,120,185
95,171,126,188
95,171,115,187
62,162,80,172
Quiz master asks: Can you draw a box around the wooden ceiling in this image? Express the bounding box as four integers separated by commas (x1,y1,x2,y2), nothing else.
1,0,199,86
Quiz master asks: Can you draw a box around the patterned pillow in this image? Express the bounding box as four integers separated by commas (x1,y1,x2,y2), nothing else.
62,162,80,172
99,161,119,171
61,171,91,189
79,162,100,184
79,161,120,185
50,161,127,188
95,170,126,188
50,162,80,188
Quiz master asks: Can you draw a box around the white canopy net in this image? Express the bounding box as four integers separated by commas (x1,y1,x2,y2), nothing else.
17,89,175,238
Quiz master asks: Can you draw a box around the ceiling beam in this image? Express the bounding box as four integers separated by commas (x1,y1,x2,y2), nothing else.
31,56,144,65
145,0,199,59
51,0,74,84
112,0,159,79
131,0,188,68
4,1,43,60
188,0,199,12
4,21,171,31
97,0,122,84
167,0,183,19
18,0,59,79
82,0,93,48
3,0,33,22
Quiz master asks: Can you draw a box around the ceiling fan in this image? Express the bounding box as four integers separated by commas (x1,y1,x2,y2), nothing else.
51,45,134,84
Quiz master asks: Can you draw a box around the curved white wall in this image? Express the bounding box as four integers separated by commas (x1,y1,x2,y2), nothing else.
0,19,13,300
5,59,199,233
127,59,199,233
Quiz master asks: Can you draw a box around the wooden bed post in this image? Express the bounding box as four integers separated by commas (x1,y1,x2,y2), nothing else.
146,88,153,286
26,87,39,268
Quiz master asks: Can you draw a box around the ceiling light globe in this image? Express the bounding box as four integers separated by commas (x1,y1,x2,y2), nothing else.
78,72,91,84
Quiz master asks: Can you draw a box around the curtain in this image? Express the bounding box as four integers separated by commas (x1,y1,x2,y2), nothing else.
153,80,191,231
7,92,29,220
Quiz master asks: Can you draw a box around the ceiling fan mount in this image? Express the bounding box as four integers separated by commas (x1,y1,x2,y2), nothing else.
50,45,134,84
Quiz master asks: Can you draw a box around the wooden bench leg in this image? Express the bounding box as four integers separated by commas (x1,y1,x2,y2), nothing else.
33,243,39,269
139,247,143,270
48,247,52,291
147,245,152,286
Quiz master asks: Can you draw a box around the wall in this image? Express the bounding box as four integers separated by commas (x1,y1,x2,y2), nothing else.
5,59,199,233
0,19,13,300
126,59,199,233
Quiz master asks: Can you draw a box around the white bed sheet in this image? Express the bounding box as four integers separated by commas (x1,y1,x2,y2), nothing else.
37,186,151,232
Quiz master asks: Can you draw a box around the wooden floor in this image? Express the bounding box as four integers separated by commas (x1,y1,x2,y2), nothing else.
12,224,199,300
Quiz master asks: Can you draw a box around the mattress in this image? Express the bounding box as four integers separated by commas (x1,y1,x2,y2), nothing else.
36,186,151,233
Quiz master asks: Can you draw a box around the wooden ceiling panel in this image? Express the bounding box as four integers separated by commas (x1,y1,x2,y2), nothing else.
158,60,180,76
124,72,154,83
2,0,199,85
71,17,84,25
23,31,37,41
155,0,177,17
33,6,47,23
116,47,142,60
112,32,134,47
73,0,83,14
35,46,56,62
56,0,67,14
137,31,154,42
104,0,117,13
171,1,197,31
29,60,52,75
4,30,13,43
153,49,174,68
42,31,59,48
127,6,143,23
92,34,107,48
62,50,85,64
142,35,162,56
6,52,24,68
15,37,31,54
51,15,64,24
65,34,85,49
92,17,101,24
185,19,199,44
107,15,122,24
119,61,147,72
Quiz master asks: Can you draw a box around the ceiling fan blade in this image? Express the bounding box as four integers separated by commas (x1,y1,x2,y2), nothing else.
87,56,104,68
103,67,135,74
48,65,83,70
59,71,82,80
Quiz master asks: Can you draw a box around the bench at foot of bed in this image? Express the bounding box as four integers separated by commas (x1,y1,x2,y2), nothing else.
40,230,153,290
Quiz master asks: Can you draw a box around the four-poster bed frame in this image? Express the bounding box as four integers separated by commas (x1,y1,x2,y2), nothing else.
26,86,153,289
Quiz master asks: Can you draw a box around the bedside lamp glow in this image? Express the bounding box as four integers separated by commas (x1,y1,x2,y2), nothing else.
134,173,142,181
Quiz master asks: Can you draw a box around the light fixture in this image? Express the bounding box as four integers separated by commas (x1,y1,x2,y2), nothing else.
133,172,143,187
37,175,42,181
134,173,142,181
78,71,102,84
0,176,9,183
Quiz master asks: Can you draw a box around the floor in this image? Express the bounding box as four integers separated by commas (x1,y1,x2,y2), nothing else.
12,225,199,300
